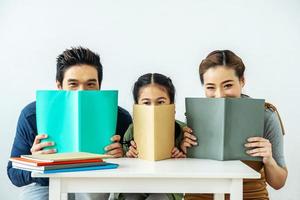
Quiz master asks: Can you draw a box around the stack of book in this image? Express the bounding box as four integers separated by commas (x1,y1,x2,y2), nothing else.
10,152,118,174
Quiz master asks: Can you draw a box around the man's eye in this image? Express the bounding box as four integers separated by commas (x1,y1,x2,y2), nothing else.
142,101,151,105
69,83,77,87
88,83,96,87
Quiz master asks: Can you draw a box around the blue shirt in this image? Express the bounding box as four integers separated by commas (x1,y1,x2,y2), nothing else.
7,101,132,187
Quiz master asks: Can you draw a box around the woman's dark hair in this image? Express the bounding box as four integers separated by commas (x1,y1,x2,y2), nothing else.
133,73,175,104
56,46,103,86
199,50,245,84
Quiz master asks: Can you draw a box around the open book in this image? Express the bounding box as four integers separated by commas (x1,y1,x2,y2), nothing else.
186,97,265,161
36,90,118,154
133,104,175,161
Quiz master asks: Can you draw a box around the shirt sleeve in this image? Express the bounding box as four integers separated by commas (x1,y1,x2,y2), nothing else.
264,109,286,168
7,109,49,187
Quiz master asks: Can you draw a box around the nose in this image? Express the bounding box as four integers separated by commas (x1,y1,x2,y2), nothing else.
78,84,86,91
215,88,225,98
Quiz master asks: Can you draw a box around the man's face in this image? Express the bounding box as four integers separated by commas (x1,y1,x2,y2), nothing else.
57,64,100,90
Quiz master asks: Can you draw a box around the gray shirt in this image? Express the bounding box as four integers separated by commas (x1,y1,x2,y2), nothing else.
264,108,286,167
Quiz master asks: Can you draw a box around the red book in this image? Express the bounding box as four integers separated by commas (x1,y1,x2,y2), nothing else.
10,157,103,166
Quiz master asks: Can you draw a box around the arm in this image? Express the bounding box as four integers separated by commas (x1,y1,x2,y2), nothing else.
7,108,52,187
246,110,287,189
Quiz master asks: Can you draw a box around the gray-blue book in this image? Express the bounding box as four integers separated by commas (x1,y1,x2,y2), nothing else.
185,98,265,161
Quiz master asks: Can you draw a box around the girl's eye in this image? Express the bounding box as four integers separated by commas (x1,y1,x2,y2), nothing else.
158,100,166,105
224,84,233,89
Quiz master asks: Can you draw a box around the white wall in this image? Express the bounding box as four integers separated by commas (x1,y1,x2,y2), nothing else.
0,0,299,199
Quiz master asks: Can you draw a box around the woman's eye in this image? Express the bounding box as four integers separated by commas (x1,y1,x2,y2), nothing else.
206,87,215,90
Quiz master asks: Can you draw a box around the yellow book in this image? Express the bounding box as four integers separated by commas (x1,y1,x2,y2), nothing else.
21,152,112,162
133,104,175,161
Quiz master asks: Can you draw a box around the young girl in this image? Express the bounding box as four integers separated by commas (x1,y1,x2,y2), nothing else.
183,50,287,200
120,73,191,200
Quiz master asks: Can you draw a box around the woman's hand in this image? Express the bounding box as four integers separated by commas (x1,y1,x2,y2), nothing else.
125,140,138,158
171,147,186,158
30,134,56,155
245,137,273,164
180,126,197,154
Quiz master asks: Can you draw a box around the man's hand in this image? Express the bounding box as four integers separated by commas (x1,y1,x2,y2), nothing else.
30,134,56,155
105,135,123,158
171,147,186,158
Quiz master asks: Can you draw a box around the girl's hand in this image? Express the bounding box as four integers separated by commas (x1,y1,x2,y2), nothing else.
171,147,186,158
180,126,197,154
125,140,138,158
30,134,56,155
245,137,273,165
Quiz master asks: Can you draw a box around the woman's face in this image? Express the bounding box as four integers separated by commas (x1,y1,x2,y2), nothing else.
137,84,171,105
203,66,244,98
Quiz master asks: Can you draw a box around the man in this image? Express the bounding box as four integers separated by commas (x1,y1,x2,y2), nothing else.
7,47,132,200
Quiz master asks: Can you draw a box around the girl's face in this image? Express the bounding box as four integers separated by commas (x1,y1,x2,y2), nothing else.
203,66,244,98
137,84,171,105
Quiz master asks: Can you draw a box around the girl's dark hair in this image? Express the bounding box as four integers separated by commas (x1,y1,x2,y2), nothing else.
199,50,245,84
133,73,175,104
56,46,103,85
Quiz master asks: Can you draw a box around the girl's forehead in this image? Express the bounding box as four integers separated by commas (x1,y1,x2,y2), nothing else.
140,83,168,92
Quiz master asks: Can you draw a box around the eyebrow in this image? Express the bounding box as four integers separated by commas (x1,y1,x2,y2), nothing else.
205,80,234,86
67,79,98,82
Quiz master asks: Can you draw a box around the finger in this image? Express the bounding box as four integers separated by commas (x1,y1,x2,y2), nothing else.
172,150,181,158
129,146,138,155
33,134,48,145
111,135,121,142
183,142,192,148
176,151,186,158
183,132,197,141
182,126,193,133
105,142,122,151
130,140,137,148
183,138,197,146
245,141,270,148
31,141,55,153
246,147,267,155
172,147,179,154
32,148,57,155
106,148,123,158
247,137,267,142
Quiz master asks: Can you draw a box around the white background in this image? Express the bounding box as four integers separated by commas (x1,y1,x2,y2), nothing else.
0,0,299,199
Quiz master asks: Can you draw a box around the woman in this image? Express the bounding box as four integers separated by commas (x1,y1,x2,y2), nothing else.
182,50,287,200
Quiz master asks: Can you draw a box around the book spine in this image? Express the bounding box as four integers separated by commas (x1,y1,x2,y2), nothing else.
75,91,80,152
222,99,226,160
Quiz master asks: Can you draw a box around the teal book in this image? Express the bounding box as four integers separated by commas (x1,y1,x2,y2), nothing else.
185,98,265,161
36,90,118,154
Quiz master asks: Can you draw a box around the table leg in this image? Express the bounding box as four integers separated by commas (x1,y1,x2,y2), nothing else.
230,179,243,200
49,178,62,200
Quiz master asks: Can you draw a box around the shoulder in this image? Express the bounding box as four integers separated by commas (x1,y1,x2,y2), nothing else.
20,101,36,120
264,102,285,135
117,106,132,121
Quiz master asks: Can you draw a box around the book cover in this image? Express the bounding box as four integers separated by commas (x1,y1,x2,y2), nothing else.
13,162,119,173
186,98,265,161
9,157,103,166
133,104,175,161
20,152,111,162
36,90,118,154
12,161,105,171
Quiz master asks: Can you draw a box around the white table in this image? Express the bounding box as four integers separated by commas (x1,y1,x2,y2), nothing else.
32,158,260,200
